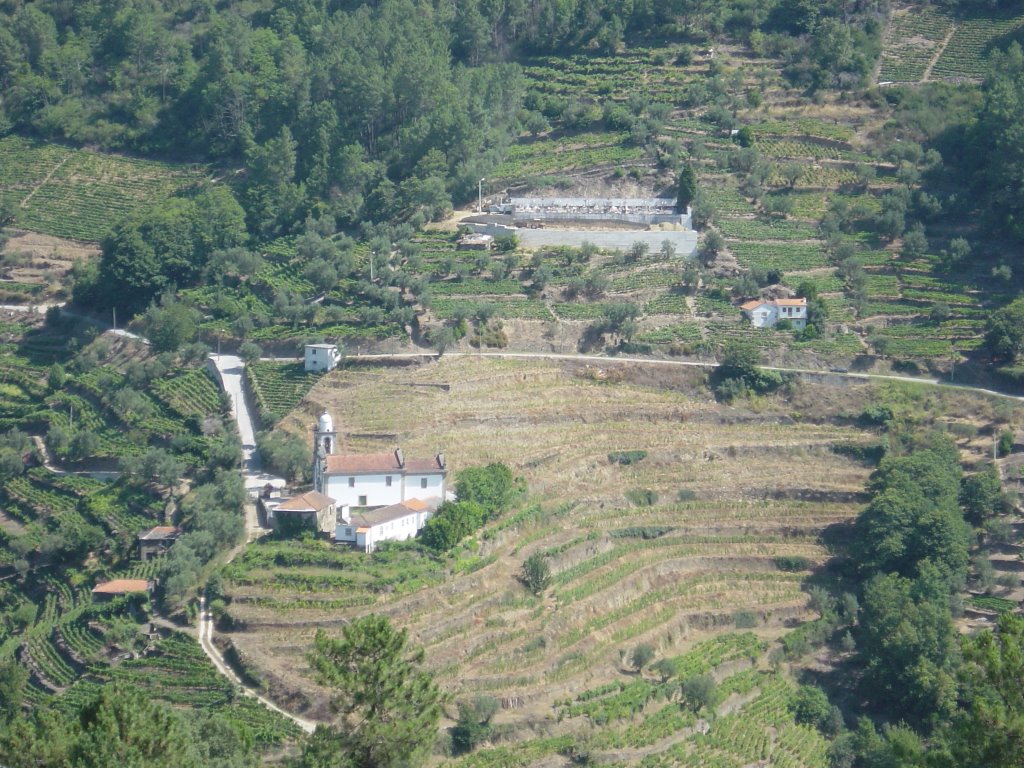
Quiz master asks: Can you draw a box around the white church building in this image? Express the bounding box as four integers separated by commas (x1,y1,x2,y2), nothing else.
310,411,446,551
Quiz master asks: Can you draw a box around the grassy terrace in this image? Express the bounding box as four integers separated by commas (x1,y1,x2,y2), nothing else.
223,356,877,728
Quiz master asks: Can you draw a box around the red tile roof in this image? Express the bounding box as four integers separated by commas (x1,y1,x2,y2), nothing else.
325,452,444,474
404,457,445,473
739,300,763,311
349,501,427,528
775,298,807,306
92,579,152,595
325,452,402,473
276,491,335,512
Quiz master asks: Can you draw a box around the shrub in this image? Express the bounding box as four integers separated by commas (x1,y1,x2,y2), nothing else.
631,643,656,670
830,441,886,465
624,489,658,506
522,553,551,595
608,450,647,465
610,526,673,540
774,555,810,572
733,610,758,628
858,405,894,428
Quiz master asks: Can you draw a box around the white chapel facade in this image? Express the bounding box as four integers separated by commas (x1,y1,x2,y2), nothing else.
312,411,447,509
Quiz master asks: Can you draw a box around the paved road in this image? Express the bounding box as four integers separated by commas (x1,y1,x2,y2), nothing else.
333,350,1024,403
198,597,316,735
198,356,318,734
209,354,285,500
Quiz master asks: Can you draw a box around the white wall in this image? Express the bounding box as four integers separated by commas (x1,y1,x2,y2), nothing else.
748,306,777,328
404,474,445,500
325,473,404,508
305,346,339,373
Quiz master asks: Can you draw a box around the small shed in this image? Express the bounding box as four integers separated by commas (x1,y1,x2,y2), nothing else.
137,526,181,561
305,343,341,373
92,579,154,600
269,490,339,535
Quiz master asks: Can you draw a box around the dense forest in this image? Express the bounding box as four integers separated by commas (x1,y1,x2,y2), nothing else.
2,0,1023,322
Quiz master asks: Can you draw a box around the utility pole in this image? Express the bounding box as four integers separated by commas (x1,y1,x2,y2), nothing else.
370,251,376,283
112,307,116,330
478,177,485,213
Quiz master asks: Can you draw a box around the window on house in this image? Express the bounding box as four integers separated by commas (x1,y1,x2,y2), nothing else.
358,495,367,506
386,476,392,487
348,477,355,487
344,527,352,536
420,477,428,489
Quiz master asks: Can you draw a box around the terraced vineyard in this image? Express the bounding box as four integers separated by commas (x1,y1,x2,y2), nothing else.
246,360,324,425
879,3,1024,83
878,6,955,82
0,136,205,242
223,357,877,742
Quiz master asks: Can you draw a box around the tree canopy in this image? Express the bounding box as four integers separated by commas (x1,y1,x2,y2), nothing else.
305,615,444,768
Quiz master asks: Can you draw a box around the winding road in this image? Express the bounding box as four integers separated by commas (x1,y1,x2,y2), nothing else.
199,356,315,732
198,597,316,734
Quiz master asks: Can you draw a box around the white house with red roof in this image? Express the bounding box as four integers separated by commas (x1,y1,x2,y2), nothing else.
739,297,807,329
335,498,438,552
308,410,446,548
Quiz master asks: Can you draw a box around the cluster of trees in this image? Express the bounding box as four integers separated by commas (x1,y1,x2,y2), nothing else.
420,463,516,552
711,341,784,402
0,682,258,767
159,470,247,610
0,0,522,237
802,428,1024,766
846,435,968,726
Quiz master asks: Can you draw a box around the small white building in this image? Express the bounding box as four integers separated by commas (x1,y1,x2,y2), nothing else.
305,343,341,373
311,411,447,509
740,297,807,329
335,498,435,552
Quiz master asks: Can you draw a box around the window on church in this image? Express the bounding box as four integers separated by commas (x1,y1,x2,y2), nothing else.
386,476,392,487
348,477,355,487
420,477,428,489
358,495,367,506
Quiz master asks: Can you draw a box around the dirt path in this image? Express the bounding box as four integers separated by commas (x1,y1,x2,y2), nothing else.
31,436,120,481
18,155,70,210
922,26,956,81
198,597,317,734
266,349,1023,404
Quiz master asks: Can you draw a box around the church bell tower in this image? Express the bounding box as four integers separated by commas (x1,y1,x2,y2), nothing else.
313,410,337,494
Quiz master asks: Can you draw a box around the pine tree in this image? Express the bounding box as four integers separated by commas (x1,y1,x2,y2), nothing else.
676,162,697,211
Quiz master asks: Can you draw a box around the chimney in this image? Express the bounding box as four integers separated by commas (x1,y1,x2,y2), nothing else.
395,447,405,468
437,452,445,469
